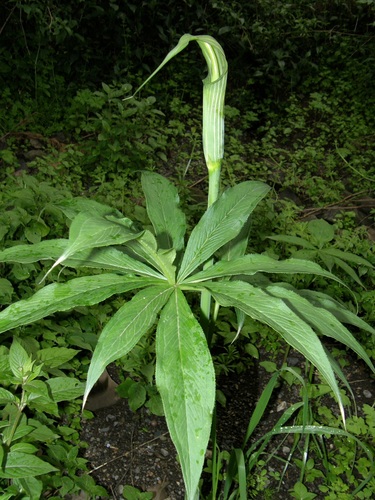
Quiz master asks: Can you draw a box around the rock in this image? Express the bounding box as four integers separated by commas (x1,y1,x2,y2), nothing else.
277,400,287,412
24,149,45,161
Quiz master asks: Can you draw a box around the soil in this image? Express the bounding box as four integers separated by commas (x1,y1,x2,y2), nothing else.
79,348,375,500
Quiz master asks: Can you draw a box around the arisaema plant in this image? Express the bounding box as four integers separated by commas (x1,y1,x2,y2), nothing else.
0,35,374,499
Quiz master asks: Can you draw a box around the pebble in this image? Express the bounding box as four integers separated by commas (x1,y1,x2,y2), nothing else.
282,446,291,454
24,149,45,161
277,401,287,412
286,357,300,366
160,448,169,457
363,389,372,398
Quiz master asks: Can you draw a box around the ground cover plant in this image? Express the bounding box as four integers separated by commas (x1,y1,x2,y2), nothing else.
1,30,375,500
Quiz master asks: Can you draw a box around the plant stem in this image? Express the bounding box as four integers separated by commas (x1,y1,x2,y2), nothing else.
200,165,221,344
5,391,27,449
207,164,221,208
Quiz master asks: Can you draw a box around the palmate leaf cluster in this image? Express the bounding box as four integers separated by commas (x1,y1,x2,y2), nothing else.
0,171,374,499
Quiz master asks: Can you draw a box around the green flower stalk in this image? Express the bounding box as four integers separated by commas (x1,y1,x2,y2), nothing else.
126,34,228,207
198,36,228,207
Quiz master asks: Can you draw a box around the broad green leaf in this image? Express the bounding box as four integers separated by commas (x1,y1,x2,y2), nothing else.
2,414,34,443
25,380,59,416
205,280,345,422
121,485,153,500
217,219,253,338
299,290,375,335
128,382,147,412
9,340,33,380
0,354,12,382
10,443,38,454
45,212,143,276
0,451,57,478
28,419,59,442
324,348,356,406
46,377,85,402
178,182,270,281
307,219,335,245
184,254,344,284
142,171,186,252
329,255,364,287
267,235,316,249
219,218,252,261
266,285,375,373
0,275,153,334
55,197,123,220
66,246,166,278
324,248,373,267
36,347,80,368
125,230,176,283
0,239,69,264
83,285,172,407
24,380,51,399
292,249,319,261
0,277,13,302
156,289,215,500
0,240,164,278
14,476,43,500
0,388,18,405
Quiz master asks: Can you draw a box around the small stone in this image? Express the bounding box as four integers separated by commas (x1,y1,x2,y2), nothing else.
363,389,372,398
287,357,300,366
277,401,287,412
160,448,169,457
282,446,291,454
24,149,45,161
